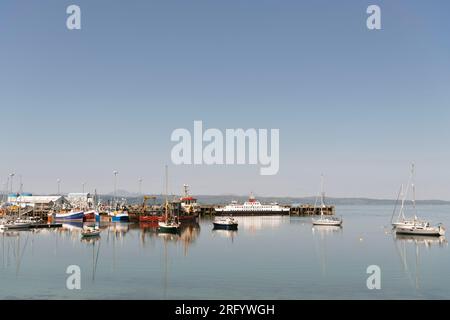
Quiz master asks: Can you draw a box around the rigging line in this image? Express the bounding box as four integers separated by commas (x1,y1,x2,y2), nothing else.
391,184,403,224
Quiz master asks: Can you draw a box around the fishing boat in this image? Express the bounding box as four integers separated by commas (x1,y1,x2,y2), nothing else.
158,165,181,234
312,175,343,226
83,210,97,221
180,184,200,215
213,216,238,230
54,210,85,221
109,210,129,222
158,218,181,233
81,226,101,238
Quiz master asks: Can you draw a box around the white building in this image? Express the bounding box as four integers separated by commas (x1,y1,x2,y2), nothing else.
7,195,69,208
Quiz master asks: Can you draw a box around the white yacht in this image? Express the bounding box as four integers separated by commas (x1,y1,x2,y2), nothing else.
391,164,444,236
215,194,290,215
396,223,445,237
311,175,343,227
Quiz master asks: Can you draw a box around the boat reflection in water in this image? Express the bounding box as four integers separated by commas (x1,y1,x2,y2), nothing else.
235,216,284,233
139,222,200,255
212,228,238,243
395,234,447,247
394,233,447,290
312,225,343,235
312,224,343,277
80,235,101,282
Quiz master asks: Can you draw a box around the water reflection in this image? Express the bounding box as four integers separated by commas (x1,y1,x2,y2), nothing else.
232,216,283,233
394,233,447,290
80,236,101,282
312,225,343,235
212,229,238,243
312,225,343,276
1,231,30,276
139,222,200,255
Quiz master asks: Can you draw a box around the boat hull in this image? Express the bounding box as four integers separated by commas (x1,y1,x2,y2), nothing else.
312,219,343,226
139,215,162,223
158,225,180,233
81,231,101,238
395,227,445,237
213,223,238,230
111,215,129,222
83,210,97,220
55,211,85,221
2,223,31,230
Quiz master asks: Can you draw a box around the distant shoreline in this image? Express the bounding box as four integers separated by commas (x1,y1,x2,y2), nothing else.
98,194,450,206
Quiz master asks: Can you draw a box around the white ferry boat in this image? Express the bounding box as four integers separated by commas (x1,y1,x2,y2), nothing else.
214,194,290,216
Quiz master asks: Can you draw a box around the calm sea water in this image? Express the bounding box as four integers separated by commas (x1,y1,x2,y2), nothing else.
1,205,449,300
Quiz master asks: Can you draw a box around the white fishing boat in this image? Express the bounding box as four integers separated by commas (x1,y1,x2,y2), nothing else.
180,184,200,214
312,175,343,227
213,216,238,230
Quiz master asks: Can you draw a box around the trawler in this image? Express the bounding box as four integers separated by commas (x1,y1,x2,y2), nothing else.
215,193,290,215
180,184,200,214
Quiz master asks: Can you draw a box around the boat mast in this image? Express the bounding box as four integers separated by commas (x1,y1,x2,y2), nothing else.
411,163,418,220
320,174,325,217
165,165,169,221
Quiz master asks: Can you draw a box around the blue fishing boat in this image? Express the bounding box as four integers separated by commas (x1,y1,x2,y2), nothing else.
109,211,129,222
54,210,85,221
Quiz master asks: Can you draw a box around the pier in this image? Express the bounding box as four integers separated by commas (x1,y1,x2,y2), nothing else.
197,204,335,217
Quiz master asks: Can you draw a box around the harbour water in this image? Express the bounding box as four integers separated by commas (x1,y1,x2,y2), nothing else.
1,205,449,299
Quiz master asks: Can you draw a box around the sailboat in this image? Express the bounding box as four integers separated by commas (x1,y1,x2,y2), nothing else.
312,175,342,227
391,164,427,228
158,166,181,234
392,164,445,237
391,163,445,237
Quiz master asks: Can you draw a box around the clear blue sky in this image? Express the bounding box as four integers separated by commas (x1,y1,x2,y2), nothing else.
1,1,449,199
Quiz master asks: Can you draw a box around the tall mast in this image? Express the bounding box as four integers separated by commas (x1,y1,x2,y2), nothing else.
320,174,325,217
165,165,169,220
411,163,417,219
399,184,406,220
